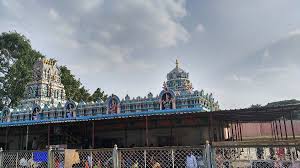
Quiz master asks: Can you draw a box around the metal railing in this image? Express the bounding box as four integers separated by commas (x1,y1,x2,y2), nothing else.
0,149,49,168
211,142,300,168
1,142,300,168
50,149,113,168
118,146,207,168
0,146,208,168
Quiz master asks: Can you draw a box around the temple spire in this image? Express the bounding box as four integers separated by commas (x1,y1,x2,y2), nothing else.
176,59,179,69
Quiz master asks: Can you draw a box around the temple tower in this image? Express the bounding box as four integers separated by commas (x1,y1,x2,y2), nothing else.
21,58,66,106
166,59,193,94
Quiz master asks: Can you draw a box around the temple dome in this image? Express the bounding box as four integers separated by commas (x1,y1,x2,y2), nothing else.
167,59,189,80
165,59,193,93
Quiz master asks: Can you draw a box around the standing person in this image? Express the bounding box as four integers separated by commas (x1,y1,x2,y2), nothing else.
32,137,38,150
151,157,161,168
186,150,197,168
197,153,205,168
132,161,139,168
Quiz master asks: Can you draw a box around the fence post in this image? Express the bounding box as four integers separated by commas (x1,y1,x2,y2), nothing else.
112,144,119,168
205,140,212,168
90,151,93,168
48,146,52,168
0,147,3,168
144,150,147,168
171,149,175,168
15,152,18,168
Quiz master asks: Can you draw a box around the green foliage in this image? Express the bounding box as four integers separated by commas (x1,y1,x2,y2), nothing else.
0,31,107,108
89,88,108,102
60,66,107,102
265,99,300,107
249,104,262,108
60,66,81,101
0,32,44,108
249,99,300,109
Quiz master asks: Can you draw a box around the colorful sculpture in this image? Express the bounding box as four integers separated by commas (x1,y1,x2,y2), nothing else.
0,59,219,124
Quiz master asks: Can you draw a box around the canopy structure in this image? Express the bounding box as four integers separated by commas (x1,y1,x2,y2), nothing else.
1,104,299,150
211,104,300,122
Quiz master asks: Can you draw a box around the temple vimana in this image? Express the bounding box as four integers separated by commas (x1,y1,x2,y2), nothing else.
0,58,219,124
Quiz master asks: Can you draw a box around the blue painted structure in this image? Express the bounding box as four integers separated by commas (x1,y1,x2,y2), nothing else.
0,59,219,127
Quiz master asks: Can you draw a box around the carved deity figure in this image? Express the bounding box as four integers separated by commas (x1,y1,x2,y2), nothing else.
109,99,118,113
32,107,40,120
162,93,173,110
66,103,75,118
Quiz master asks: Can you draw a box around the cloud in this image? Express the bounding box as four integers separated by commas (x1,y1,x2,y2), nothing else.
2,0,300,109
225,74,252,83
0,0,190,73
263,49,269,58
195,24,205,32
49,8,59,21
1,0,23,18
218,33,300,108
80,0,103,11
40,0,189,70
52,0,190,80
288,29,300,37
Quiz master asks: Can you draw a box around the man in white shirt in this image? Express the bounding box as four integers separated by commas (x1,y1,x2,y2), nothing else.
186,151,198,168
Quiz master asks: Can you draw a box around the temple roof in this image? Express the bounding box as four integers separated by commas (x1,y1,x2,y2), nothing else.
167,59,189,80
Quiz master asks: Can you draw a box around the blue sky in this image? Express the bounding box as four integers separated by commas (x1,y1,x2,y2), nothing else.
1,0,300,109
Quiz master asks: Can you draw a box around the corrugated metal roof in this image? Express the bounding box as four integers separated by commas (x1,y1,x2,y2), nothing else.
2,104,299,127
0,107,206,127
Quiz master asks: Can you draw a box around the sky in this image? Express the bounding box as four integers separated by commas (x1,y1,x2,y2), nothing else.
1,0,300,109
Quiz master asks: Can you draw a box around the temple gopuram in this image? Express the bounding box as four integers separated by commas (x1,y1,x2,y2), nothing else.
0,58,220,149
1,58,299,151
1,59,219,123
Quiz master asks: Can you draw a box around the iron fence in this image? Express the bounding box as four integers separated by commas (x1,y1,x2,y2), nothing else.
0,150,48,168
212,144,300,168
1,143,300,168
118,146,207,168
51,149,113,168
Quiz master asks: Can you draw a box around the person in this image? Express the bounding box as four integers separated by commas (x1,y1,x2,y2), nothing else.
197,153,205,168
215,149,224,168
94,160,102,168
204,140,211,168
186,150,197,168
132,161,139,168
151,157,161,168
32,137,38,150
19,158,28,167
123,153,132,168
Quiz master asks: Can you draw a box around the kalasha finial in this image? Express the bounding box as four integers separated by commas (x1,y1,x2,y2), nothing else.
176,59,179,68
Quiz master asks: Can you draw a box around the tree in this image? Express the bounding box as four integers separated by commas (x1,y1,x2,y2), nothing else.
249,104,262,108
0,32,44,108
0,31,108,108
60,66,107,102
89,88,107,102
60,66,82,101
74,86,91,102
265,99,300,107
